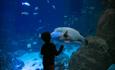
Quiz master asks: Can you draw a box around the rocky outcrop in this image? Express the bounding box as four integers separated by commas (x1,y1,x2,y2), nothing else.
96,9,115,63
69,36,112,70
69,8,115,70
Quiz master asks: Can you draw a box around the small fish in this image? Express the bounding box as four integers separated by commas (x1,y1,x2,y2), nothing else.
34,7,39,10
52,5,56,9
33,12,38,15
21,12,29,15
27,43,31,48
22,2,31,6
47,0,50,3
32,63,36,66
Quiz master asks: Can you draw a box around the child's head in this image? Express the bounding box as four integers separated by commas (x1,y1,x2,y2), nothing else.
41,32,51,43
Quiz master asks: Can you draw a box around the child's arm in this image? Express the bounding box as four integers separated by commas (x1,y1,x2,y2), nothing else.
53,44,64,56
57,45,64,55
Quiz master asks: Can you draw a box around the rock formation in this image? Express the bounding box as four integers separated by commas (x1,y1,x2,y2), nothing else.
69,36,111,70
96,8,115,63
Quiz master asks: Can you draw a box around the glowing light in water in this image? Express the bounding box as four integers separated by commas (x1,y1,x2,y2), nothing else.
18,52,43,70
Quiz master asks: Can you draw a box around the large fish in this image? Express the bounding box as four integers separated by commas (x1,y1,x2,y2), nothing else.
51,27,86,44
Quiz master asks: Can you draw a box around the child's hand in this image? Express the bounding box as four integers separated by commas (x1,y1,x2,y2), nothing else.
58,45,64,54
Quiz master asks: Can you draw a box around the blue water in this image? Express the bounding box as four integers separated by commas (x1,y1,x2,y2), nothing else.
16,41,80,70
0,0,114,70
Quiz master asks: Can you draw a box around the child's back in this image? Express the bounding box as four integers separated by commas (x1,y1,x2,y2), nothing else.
41,32,64,70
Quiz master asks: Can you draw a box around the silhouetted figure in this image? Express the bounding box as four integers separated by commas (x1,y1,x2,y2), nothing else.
41,32,64,70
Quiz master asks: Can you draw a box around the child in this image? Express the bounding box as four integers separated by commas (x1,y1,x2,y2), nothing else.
41,32,64,70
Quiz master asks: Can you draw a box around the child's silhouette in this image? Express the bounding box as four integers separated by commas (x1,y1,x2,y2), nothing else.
41,32,64,70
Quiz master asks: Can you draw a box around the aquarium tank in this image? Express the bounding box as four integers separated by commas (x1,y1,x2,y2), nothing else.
0,0,115,70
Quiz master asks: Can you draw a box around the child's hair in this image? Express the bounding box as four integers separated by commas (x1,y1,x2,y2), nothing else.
41,32,51,42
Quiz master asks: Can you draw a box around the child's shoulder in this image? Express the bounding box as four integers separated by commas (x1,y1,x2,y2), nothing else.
43,42,55,46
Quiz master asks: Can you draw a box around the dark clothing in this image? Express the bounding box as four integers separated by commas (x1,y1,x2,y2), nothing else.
41,42,63,70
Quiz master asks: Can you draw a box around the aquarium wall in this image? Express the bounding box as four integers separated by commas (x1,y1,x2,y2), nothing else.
0,0,115,70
